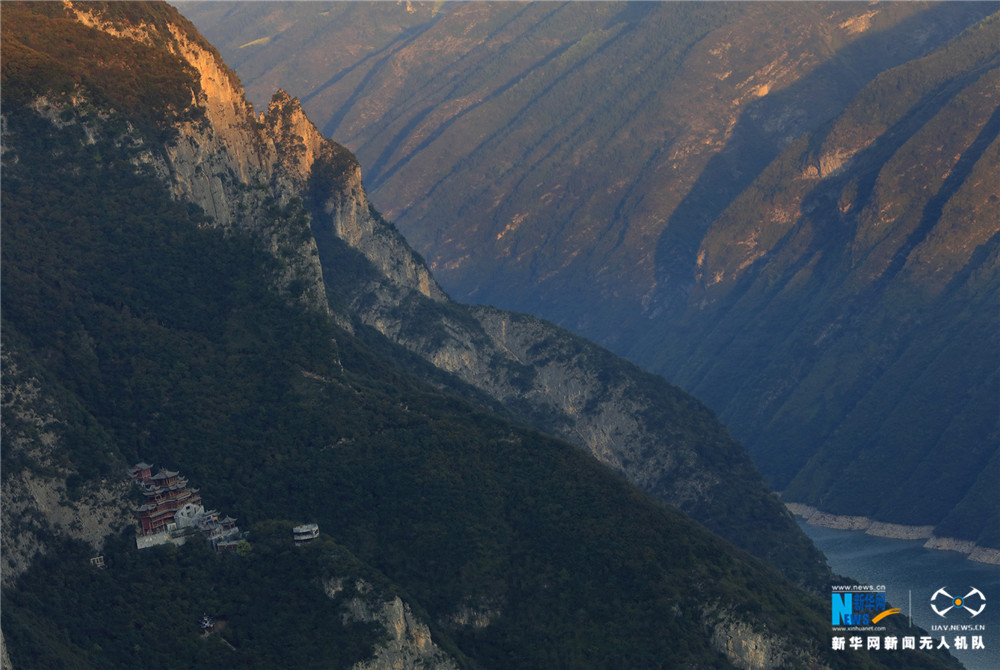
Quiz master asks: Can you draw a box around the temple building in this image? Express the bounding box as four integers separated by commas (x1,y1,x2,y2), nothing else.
129,463,203,536
129,463,242,551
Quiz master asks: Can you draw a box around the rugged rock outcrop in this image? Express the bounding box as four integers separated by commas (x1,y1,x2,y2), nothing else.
35,7,821,588
307,151,825,587
708,613,795,670
187,0,1000,555
311,152,446,305
56,1,331,313
0,629,11,670
1,349,133,586
335,579,460,670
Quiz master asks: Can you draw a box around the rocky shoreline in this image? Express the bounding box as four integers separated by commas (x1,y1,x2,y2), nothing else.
786,503,1000,566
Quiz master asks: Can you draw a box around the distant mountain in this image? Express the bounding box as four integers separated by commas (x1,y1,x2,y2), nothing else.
632,13,1000,551
185,1,1000,553
3,2,965,668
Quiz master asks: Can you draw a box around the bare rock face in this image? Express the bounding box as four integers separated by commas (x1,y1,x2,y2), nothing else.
1,2,346,585
313,161,824,587
309,146,446,305
1,473,131,586
60,1,331,313
0,349,132,587
706,609,814,670
0,629,12,670
334,579,460,670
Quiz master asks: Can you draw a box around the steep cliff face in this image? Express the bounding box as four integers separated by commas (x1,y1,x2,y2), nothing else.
1,348,132,587
307,150,825,587
188,1,1000,553
45,1,331,313
311,151,446,305
335,579,460,670
708,612,796,670
0,5,964,669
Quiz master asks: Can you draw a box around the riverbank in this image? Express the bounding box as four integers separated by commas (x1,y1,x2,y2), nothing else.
786,503,1000,566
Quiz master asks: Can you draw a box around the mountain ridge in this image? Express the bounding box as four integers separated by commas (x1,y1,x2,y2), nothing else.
0,3,963,668
184,1,1000,551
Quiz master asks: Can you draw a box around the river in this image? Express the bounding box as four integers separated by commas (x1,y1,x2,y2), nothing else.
799,521,1000,670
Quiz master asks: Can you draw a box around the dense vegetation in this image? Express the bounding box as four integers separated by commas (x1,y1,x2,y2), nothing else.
3,528,382,670
1,1,206,141
0,4,965,668
0,106,872,669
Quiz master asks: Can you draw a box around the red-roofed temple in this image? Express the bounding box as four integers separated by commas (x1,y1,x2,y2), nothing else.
129,464,203,536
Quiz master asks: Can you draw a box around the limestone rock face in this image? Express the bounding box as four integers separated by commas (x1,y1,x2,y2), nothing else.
0,629,12,670
315,167,824,587
60,1,331,313
309,147,446,304
707,609,815,670
336,580,460,670
0,349,132,587
1,2,348,584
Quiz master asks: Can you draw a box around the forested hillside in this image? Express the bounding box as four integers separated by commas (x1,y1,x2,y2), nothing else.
1,2,965,668
185,1,1000,550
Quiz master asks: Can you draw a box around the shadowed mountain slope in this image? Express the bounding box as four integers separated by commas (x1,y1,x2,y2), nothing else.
2,3,964,668
185,1,1000,552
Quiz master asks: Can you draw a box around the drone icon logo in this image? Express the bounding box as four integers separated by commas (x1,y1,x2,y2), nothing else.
931,587,986,618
